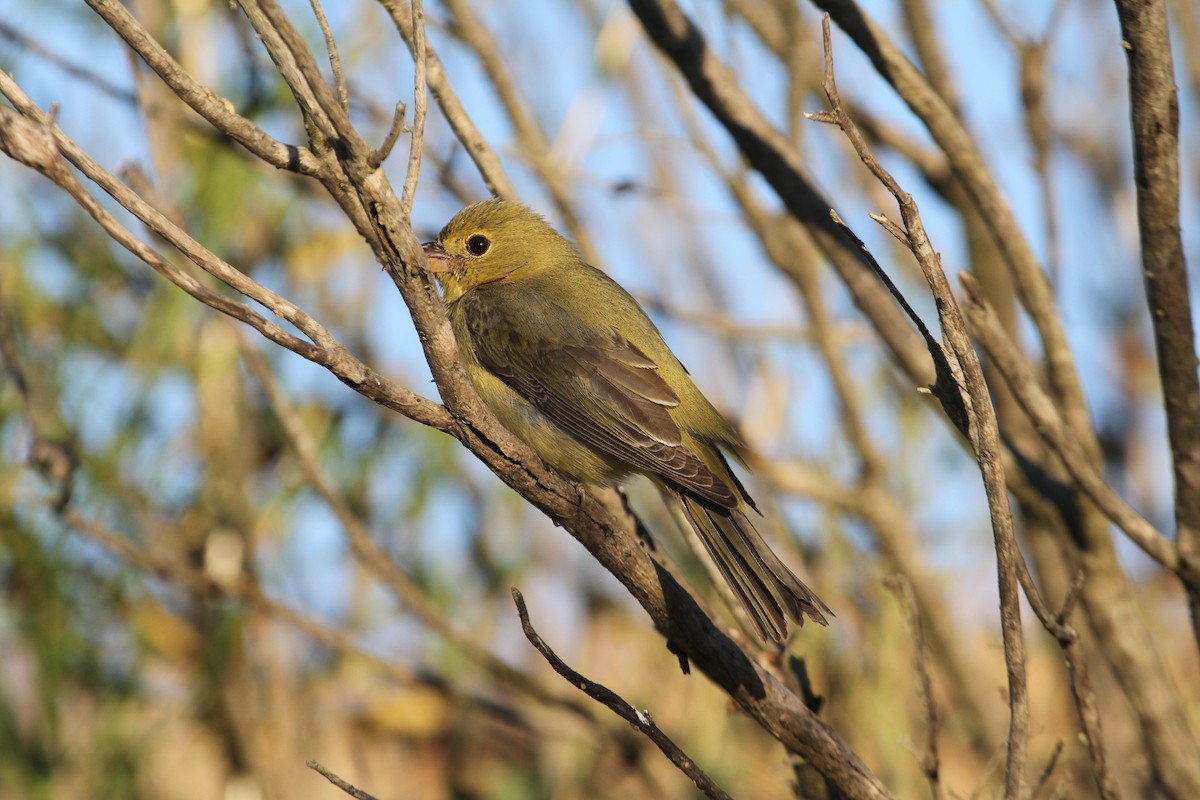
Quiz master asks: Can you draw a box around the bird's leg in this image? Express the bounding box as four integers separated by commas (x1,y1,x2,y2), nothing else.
571,479,588,508
546,478,590,529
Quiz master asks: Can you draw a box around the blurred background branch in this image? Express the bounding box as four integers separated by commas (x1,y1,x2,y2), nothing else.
0,0,1197,797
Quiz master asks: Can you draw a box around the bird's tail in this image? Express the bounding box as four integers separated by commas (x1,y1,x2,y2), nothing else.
676,493,830,642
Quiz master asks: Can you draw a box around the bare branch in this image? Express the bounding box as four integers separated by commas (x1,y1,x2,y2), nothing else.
306,761,380,800
625,0,934,387
0,79,450,437
2,31,892,797
1113,0,1200,643
370,100,407,167
84,0,321,173
960,277,1179,572
812,17,1028,797
512,589,733,800
809,0,1094,453
884,575,943,800
399,0,426,219
377,0,518,199
1028,740,1065,800
308,0,348,112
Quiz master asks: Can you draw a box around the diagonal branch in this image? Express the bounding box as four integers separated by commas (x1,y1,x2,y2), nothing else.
808,0,1094,455
809,17,1028,798
512,589,733,800
2,14,894,796
625,0,933,388
84,0,322,174
377,0,517,199
0,79,447,436
961,277,1179,572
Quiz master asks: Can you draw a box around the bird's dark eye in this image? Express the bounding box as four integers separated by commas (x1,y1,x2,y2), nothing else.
466,234,491,256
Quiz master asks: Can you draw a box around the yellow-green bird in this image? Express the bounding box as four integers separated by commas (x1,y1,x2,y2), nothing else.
422,198,830,641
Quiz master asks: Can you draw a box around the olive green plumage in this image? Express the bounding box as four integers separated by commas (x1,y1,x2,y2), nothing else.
423,198,830,641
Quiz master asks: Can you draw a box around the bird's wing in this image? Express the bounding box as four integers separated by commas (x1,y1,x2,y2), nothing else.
459,289,738,508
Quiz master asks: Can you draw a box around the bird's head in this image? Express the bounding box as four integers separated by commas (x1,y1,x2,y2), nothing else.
422,198,578,301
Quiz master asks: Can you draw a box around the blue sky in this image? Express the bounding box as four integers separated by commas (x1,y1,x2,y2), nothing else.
1,0,1194,640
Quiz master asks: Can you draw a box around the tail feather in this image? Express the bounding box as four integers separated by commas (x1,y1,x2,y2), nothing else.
677,493,830,642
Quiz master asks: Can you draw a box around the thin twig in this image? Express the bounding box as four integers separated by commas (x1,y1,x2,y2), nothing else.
1028,740,1065,800
810,0,1092,448
732,171,1004,754
822,207,971,440
511,589,733,800
400,0,426,219
802,5,1200,793
378,0,517,199
240,0,348,146
306,760,380,800
626,0,934,387
884,575,943,800
994,521,1121,800
0,104,313,358
370,100,406,167
308,0,348,112
0,72,459,437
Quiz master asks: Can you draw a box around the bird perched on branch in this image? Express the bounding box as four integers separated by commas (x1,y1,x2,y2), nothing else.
422,198,830,642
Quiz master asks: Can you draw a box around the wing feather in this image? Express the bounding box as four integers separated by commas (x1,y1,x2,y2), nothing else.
460,289,736,508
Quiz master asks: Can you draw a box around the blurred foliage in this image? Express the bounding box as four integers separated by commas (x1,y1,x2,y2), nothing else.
1,0,1198,798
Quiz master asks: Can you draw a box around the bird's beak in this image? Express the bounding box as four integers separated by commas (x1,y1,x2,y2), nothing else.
422,241,457,274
